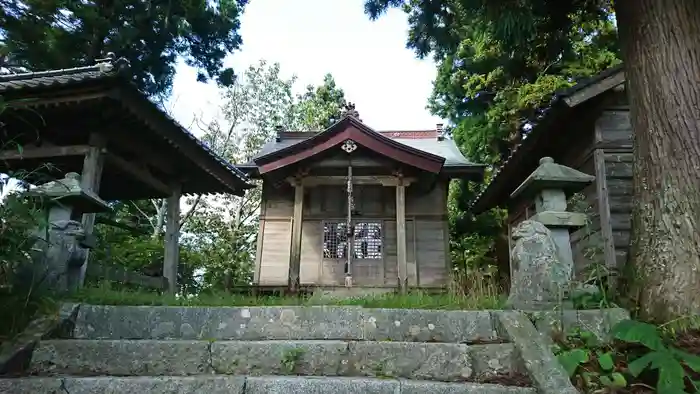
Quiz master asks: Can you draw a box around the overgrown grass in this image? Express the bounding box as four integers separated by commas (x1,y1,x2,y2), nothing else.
0,293,56,345
64,277,506,310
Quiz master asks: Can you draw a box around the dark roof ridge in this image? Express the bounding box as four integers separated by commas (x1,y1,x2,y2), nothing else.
0,53,130,82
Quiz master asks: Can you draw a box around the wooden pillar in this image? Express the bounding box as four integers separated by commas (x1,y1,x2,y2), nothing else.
288,180,304,293
69,134,106,291
163,184,181,294
396,178,408,293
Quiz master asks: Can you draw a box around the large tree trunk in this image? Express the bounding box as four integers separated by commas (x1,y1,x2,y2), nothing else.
616,0,700,322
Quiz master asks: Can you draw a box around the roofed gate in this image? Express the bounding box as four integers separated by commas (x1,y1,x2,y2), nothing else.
0,55,253,292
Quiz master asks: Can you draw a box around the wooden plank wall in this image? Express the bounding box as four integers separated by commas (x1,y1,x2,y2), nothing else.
257,184,293,285
257,176,450,288
595,109,633,270
408,181,449,287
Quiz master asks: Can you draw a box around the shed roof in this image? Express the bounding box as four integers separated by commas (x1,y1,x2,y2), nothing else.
240,115,484,180
0,56,253,199
471,65,625,213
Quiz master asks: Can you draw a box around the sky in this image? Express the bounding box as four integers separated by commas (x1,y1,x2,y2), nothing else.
168,0,444,133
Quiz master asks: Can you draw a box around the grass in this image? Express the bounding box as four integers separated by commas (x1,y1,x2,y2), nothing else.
0,289,57,346
62,280,506,310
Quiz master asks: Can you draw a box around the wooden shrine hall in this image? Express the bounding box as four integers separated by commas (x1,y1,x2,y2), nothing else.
0,55,253,292
239,105,485,292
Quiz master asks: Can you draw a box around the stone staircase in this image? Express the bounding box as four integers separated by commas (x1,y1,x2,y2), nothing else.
0,304,543,393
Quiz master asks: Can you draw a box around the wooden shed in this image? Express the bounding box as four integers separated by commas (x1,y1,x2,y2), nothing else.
472,66,632,282
239,105,485,291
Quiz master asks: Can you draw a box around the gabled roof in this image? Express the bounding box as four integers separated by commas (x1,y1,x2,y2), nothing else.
253,115,446,174
0,55,253,198
471,64,625,213
243,116,485,180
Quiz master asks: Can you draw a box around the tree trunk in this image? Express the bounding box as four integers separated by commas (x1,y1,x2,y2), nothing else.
616,0,700,322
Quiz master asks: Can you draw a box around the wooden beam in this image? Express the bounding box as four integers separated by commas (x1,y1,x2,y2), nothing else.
105,134,179,178
163,184,182,294
69,133,106,291
593,149,619,283
5,91,110,108
564,71,626,107
288,179,304,293
0,145,91,161
105,151,171,195
291,175,416,187
396,179,408,293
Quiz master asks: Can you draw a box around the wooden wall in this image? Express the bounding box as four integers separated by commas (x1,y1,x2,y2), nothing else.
254,178,450,288
256,183,293,285
594,109,633,271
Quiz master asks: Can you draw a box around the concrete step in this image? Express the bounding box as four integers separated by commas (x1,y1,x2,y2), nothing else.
70,304,501,343
0,376,537,394
30,339,524,383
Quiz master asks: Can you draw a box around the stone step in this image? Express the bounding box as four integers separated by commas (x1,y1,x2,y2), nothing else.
70,304,501,343
30,339,524,383
0,376,537,394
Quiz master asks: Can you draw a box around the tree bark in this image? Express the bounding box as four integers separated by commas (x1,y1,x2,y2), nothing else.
616,0,700,322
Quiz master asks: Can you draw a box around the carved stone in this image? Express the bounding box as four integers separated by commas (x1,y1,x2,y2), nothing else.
26,172,110,293
508,157,596,309
507,220,572,309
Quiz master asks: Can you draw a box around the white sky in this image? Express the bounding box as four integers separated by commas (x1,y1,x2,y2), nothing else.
168,0,444,133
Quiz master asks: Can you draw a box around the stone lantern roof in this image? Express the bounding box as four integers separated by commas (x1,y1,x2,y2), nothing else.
25,172,111,214
510,157,595,201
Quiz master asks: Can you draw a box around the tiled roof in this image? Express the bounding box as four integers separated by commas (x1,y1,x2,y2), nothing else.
244,128,479,169
0,66,110,92
0,55,251,191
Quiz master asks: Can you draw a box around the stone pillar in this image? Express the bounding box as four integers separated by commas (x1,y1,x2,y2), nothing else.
26,172,111,293
506,157,594,310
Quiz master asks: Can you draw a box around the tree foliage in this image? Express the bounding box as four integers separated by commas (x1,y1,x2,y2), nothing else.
292,74,347,130
364,0,620,275
368,0,700,324
0,0,249,97
182,61,348,291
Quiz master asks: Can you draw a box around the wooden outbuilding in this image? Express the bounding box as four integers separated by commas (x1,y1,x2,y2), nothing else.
471,65,632,283
0,55,253,292
239,105,485,292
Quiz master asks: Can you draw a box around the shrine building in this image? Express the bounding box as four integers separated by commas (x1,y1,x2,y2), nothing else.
239,104,485,292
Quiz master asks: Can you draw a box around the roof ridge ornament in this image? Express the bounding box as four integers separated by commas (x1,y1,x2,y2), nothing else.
341,102,361,121
95,52,131,74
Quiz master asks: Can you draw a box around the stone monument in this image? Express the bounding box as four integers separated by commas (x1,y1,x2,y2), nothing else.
25,172,110,292
506,157,594,309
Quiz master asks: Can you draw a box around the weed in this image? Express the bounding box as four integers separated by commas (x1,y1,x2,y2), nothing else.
63,282,505,310
280,347,305,374
554,319,700,393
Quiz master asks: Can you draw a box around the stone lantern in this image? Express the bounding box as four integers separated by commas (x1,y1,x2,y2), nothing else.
24,172,111,292
506,157,595,309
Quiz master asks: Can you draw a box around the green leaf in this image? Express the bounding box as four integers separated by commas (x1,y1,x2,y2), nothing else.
656,360,688,392
600,372,627,388
611,319,665,351
627,352,657,377
557,348,589,377
671,347,700,372
597,351,615,371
